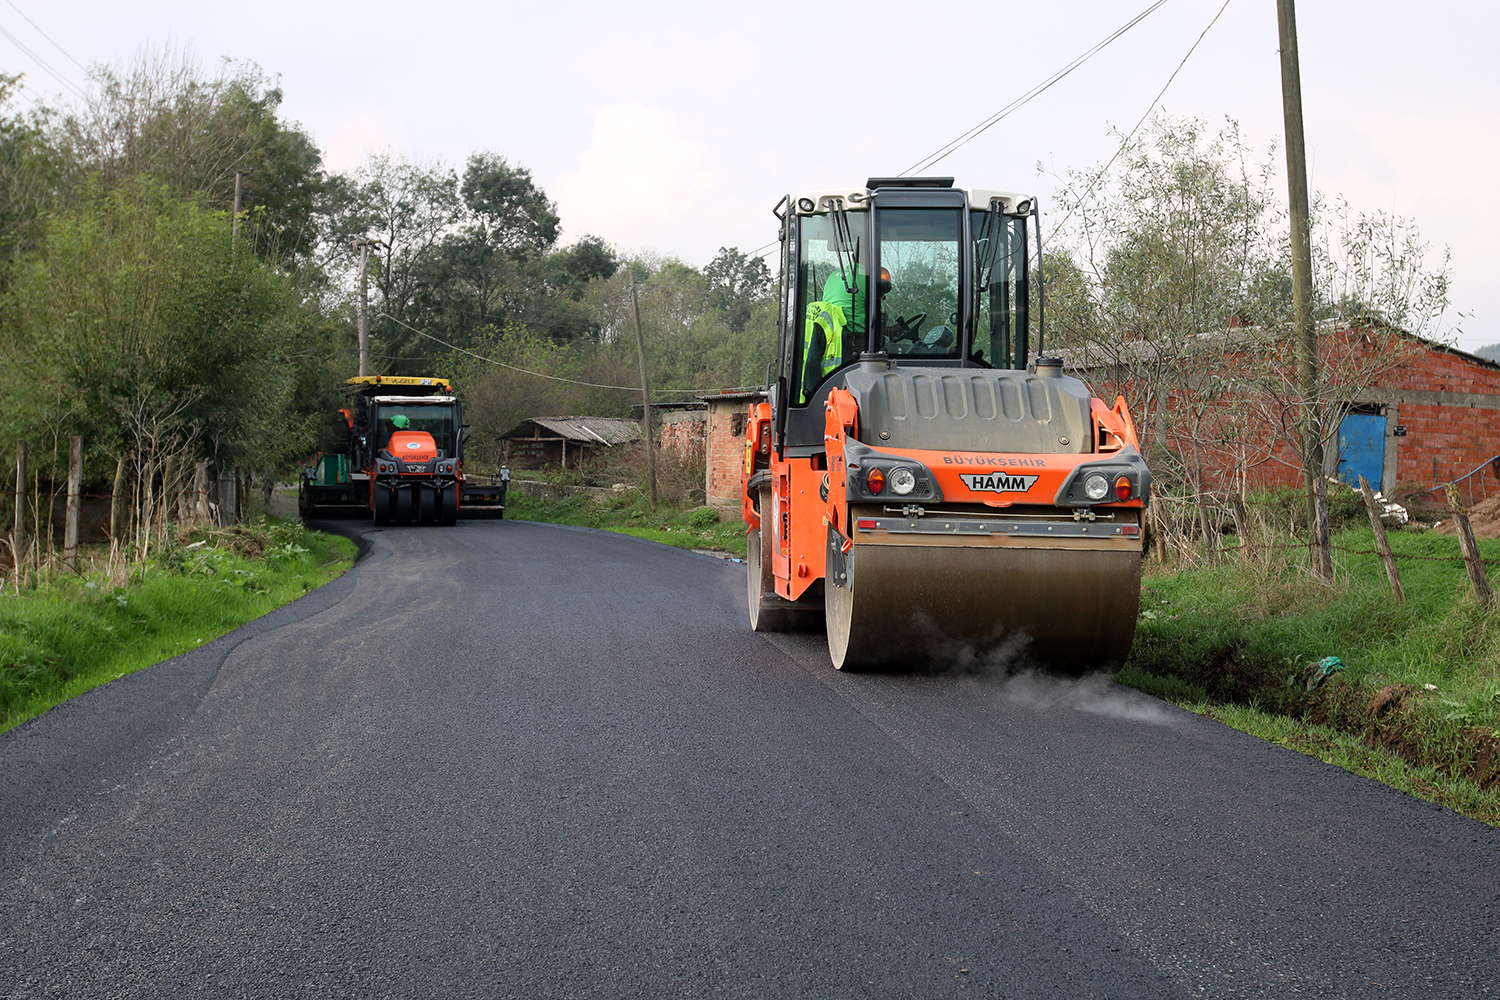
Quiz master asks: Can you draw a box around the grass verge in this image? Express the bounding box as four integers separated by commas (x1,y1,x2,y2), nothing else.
505,486,747,558
0,518,356,734
1120,525,1500,826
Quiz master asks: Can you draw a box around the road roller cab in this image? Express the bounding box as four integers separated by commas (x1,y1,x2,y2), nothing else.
743,178,1149,671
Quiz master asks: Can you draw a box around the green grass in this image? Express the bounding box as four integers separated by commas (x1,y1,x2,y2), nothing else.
0,519,357,733
1122,524,1500,826
505,487,748,558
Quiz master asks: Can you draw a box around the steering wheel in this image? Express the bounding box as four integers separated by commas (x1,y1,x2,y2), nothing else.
890,312,927,341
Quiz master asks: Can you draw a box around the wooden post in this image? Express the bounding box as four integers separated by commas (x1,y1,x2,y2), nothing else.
1231,493,1255,561
1278,0,1326,578
13,439,27,561
161,455,179,531
63,435,82,572
630,272,658,503
1358,475,1404,602
109,454,126,542
194,461,209,521
1446,484,1493,607
141,458,155,547
1195,482,1217,565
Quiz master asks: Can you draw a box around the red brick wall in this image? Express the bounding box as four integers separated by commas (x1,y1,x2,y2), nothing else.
705,399,753,507
658,410,706,453
1093,330,1500,497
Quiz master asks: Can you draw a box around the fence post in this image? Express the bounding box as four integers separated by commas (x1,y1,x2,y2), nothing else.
194,461,209,522
161,455,179,532
1231,493,1255,561
1446,484,1493,607
1358,475,1404,602
1196,487,1218,565
109,454,127,542
13,439,27,562
64,436,82,572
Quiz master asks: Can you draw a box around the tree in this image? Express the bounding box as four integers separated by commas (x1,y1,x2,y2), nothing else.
323,153,461,369
54,50,328,266
704,246,772,333
0,176,314,506
0,75,63,276
1048,114,1454,564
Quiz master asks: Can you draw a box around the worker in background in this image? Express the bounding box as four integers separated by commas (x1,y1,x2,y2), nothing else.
381,413,411,452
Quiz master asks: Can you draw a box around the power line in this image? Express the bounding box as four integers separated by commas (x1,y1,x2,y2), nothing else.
4,0,86,73
901,0,1171,177
377,312,702,395
0,22,83,98
1051,0,1235,238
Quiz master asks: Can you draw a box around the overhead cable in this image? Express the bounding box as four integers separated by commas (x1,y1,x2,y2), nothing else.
377,312,702,395
0,22,83,98
900,0,1171,177
1051,0,1236,238
5,0,87,72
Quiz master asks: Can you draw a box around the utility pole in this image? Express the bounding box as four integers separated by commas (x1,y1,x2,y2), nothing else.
630,272,658,503
231,170,251,247
352,239,385,377
1277,0,1330,577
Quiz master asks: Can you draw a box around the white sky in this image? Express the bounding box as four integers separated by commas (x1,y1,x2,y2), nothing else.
7,0,1498,350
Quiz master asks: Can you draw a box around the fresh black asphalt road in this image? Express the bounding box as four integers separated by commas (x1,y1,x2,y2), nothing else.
1,518,1497,999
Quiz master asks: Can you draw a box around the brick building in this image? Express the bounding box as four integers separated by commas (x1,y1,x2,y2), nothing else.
702,391,762,509
653,403,707,454
1074,324,1500,502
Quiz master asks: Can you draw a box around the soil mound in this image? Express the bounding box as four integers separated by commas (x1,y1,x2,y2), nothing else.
1435,494,1500,539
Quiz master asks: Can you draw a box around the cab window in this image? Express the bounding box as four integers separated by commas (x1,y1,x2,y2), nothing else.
876,208,963,358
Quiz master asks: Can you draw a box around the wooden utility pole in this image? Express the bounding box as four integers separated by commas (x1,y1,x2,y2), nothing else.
63,436,81,572
1277,0,1330,577
352,238,385,377
232,171,244,242
630,272,658,503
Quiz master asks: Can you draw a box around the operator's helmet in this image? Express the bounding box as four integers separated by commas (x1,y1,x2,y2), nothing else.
392,414,411,429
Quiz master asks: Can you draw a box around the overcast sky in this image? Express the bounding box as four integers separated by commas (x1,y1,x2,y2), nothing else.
7,0,1497,350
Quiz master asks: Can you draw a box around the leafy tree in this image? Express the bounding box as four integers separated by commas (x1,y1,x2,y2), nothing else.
0,76,63,276
1,176,311,491
54,51,328,266
704,246,772,332
324,153,460,369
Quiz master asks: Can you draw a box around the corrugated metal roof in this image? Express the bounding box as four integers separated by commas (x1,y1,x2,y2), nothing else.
501,416,641,446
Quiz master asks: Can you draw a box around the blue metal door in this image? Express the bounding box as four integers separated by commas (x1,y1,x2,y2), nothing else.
1337,413,1386,488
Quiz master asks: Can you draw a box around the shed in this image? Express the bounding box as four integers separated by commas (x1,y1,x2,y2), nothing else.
500,416,641,470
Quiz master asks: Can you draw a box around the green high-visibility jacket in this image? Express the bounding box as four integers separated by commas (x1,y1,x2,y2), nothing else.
800,300,848,404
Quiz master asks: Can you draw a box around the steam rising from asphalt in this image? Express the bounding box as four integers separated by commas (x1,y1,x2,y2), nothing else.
906,613,1177,726
998,670,1177,726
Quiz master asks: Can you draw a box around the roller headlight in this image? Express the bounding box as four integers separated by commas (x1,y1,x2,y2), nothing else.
1084,473,1110,500
889,467,917,495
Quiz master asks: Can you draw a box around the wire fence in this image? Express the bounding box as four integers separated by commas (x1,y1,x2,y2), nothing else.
1148,452,1500,606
